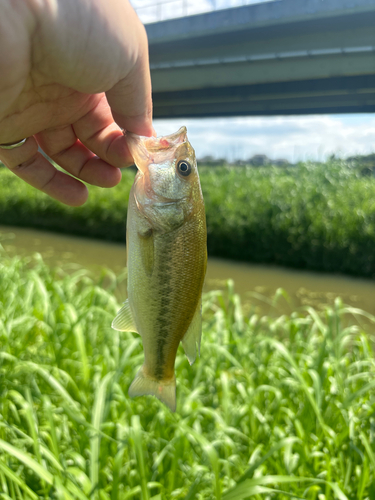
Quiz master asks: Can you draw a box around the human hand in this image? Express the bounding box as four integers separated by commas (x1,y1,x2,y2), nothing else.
0,0,153,206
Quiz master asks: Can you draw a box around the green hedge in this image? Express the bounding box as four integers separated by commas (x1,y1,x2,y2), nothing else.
203,163,375,277
1,162,375,277
0,165,134,241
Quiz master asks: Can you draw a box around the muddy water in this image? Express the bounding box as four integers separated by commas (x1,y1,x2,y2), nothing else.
1,225,375,317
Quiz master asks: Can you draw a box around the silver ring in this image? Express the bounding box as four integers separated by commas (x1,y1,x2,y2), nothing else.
0,138,28,150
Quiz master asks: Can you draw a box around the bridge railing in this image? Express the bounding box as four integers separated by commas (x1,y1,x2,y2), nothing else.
133,0,278,24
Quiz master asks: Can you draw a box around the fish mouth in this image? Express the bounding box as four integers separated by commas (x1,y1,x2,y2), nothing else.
153,195,189,205
142,127,187,153
126,127,187,174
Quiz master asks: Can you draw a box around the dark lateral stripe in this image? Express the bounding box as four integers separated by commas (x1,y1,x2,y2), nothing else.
155,237,173,380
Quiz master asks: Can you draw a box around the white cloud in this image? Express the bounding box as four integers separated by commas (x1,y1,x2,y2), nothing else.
153,115,375,162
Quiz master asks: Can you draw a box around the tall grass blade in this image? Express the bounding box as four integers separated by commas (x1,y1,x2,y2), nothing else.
90,372,113,499
0,439,53,484
0,459,38,500
131,416,150,500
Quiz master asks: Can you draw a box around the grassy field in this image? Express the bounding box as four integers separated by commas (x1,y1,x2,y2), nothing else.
1,253,375,499
1,160,375,277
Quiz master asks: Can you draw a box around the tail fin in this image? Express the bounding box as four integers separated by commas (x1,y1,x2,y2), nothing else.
128,366,176,412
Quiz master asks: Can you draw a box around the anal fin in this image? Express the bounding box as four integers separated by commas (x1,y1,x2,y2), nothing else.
181,299,202,365
112,299,138,333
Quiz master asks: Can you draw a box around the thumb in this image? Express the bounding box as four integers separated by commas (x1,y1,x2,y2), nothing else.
106,39,154,137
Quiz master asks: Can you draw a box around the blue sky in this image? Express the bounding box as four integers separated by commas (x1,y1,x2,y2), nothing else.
154,114,375,162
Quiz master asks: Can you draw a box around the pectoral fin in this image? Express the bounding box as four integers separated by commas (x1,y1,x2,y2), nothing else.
112,299,138,333
181,299,202,365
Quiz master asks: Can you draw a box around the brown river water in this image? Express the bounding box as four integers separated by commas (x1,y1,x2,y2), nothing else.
1,225,375,317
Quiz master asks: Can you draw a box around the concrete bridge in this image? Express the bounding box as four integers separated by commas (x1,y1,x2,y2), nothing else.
143,0,375,118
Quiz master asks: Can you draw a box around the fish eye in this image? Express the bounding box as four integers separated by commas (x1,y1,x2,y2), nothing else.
177,160,192,177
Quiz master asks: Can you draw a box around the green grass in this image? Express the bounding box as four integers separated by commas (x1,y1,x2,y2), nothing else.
1,253,375,499
1,161,375,276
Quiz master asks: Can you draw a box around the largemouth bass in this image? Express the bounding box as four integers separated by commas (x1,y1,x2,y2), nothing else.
112,126,207,411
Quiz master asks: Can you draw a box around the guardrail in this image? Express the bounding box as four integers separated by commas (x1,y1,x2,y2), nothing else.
133,0,277,24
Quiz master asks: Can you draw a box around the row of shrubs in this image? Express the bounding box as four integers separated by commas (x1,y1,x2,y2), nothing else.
1,161,375,277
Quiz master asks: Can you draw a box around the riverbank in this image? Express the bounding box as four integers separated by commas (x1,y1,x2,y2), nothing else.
3,224,375,318
1,160,375,277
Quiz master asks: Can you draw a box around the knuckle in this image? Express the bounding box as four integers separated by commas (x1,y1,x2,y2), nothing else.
40,168,58,191
13,153,39,172
50,144,74,161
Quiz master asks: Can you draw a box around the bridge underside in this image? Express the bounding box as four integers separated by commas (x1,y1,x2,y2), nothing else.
147,0,375,117
153,75,375,118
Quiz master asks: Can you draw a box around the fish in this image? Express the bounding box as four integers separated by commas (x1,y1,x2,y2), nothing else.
112,126,207,411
